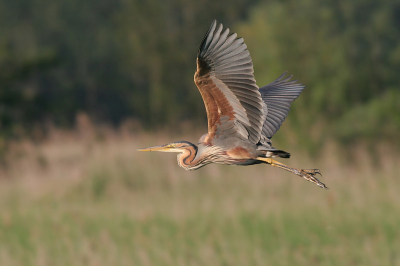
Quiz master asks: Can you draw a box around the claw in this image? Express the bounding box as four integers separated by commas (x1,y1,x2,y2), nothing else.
300,169,328,189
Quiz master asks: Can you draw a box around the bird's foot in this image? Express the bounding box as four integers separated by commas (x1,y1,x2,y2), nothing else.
299,169,328,189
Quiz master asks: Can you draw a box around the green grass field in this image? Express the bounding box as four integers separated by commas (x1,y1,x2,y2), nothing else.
0,133,399,265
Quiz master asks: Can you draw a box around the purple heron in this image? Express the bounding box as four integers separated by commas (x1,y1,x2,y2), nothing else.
138,20,327,189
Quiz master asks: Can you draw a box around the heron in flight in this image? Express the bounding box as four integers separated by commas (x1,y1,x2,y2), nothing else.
138,20,327,189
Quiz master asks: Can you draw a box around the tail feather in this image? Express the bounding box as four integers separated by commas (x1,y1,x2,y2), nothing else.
264,150,290,158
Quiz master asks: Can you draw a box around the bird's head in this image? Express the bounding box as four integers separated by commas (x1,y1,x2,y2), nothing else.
137,141,196,153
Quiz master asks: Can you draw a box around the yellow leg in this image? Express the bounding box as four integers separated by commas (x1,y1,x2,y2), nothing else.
257,157,328,189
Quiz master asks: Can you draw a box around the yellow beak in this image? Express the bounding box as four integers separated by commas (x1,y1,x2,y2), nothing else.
137,144,182,153
137,145,169,152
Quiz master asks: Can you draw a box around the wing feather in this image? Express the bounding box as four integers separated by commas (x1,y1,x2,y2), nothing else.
194,20,265,144
259,72,305,139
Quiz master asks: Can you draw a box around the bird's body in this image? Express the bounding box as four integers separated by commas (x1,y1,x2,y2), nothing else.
139,20,327,189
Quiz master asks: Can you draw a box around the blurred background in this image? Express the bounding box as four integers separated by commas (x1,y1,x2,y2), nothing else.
0,0,400,265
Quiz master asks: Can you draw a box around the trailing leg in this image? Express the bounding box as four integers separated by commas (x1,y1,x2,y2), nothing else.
257,157,327,189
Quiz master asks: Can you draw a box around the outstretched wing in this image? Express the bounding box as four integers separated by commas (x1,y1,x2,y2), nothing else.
194,20,265,145
259,72,305,139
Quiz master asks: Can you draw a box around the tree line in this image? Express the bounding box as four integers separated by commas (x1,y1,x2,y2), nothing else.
0,0,399,149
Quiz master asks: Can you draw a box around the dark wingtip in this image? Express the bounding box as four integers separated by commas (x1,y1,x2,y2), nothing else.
198,20,217,57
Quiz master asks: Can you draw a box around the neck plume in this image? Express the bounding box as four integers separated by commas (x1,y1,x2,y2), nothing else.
177,143,206,170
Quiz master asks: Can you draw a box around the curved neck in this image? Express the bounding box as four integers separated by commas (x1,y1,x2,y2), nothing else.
177,143,206,170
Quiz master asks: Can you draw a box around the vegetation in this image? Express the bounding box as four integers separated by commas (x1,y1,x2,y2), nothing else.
0,131,399,265
239,0,400,148
0,0,399,149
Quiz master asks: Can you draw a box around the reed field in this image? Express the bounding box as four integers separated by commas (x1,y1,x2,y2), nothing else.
0,128,399,266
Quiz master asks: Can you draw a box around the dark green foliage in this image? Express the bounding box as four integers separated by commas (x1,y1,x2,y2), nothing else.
240,0,400,147
0,0,399,148
0,0,257,135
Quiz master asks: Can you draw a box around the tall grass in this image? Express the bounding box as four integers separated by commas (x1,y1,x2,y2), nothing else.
0,129,399,265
